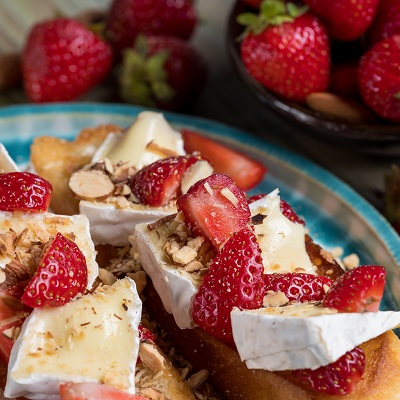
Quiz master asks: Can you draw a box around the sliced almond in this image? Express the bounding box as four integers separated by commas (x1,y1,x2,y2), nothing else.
139,342,166,373
69,169,114,200
306,92,376,123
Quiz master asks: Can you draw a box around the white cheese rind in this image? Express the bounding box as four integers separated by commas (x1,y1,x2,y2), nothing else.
135,223,199,329
5,277,141,400
0,211,98,289
0,144,19,172
231,305,400,371
80,200,176,246
249,190,315,274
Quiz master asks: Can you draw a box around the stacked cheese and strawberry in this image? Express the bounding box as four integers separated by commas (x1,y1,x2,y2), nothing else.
135,173,400,396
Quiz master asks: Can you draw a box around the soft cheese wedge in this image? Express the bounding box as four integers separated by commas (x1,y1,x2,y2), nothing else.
231,303,400,371
0,144,19,173
5,277,142,400
0,211,98,288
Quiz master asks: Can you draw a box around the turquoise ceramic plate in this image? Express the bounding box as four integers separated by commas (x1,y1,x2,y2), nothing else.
1,102,399,311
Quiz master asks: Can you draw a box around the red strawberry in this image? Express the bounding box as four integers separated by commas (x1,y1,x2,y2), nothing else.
192,227,264,347
0,286,31,365
239,2,330,102
0,172,52,213
60,382,146,400
302,0,379,41
182,129,266,191
329,61,361,100
358,35,400,123
368,0,400,46
323,265,386,312
22,18,113,102
138,324,155,343
21,232,88,308
264,273,332,302
105,0,197,53
248,194,305,226
119,35,207,111
130,155,199,207
177,174,251,248
293,347,365,395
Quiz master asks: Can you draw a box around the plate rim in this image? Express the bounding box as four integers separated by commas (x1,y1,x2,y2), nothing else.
1,101,400,267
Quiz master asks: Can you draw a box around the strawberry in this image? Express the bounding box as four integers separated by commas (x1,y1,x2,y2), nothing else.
119,35,207,111
248,194,305,225
264,273,332,302
22,18,113,102
238,1,330,102
130,155,199,207
0,172,52,213
358,35,400,123
60,382,146,400
138,324,155,343
302,0,379,41
192,227,264,347
105,0,197,53
181,129,266,191
322,265,386,312
329,61,360,100
177,174,251,248
293,347,365,395
0,286,31,365
21,232,88,308
368,0,400,46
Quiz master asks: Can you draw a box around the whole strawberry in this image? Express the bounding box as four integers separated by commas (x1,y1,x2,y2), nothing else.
105,0,197,53
119,35,207,111
358,35,400,123
302,0,379,41
368,0,400,46
22,18,113,102
239,1,330,102
192,227,264,347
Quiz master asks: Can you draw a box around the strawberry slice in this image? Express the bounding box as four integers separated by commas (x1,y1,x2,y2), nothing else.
181,129,266,191
248,194,305,225
60,382,147,400
293,347,366,395
322,265,386,312
192,227,264,347
130,155,199,207
177,174,251,248
0,285,31,365
138,324,155,343
21,232,88,308
264,273,332,303
0,172,52,213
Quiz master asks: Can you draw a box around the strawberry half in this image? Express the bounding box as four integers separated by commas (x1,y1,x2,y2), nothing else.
264,273,332,303
182,129,266,191
21,232,88,308
60,382,146,400
130,155,199,207
293,347,366,395
177,174,251,248
0,172,52,213
322,265,386,312
192,227,264,347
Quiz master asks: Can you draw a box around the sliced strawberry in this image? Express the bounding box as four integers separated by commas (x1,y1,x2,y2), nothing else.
130,155,199,207
181,129,266,191
322,265,386,312
264,273,332,303
293,347,366,395
192,227,264,347
0,285,31,365
248,194,305,226
177,174,251,248
0,172,52,213
138,324,155,342
60,382,146,400
21,232,88,308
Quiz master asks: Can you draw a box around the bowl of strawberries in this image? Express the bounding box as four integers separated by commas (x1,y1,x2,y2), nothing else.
227,0,400,149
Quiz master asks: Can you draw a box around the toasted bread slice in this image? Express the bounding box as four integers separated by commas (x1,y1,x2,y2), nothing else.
143,282,400,400
30,124,122,215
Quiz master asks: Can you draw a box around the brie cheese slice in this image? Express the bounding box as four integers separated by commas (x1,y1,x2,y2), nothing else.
5,277,141,400
0,211,98,289
0,144,19,172
231,303,400,371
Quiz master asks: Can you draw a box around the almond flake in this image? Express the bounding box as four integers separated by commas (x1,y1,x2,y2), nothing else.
220,187,238,206
204,182,213,195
